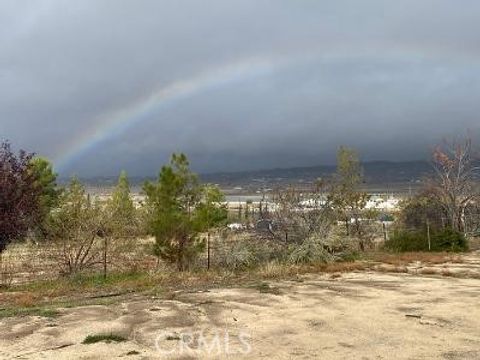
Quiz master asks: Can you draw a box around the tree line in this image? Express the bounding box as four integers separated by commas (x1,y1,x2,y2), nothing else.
0,142,227,274
1,137,478,276
388,138,479,251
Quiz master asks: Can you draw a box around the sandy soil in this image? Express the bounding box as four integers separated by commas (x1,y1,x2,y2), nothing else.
1,254,480,359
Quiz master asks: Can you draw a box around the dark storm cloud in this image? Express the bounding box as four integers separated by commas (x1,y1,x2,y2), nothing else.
1,0,480,176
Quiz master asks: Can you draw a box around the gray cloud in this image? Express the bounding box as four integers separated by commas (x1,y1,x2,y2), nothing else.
1,0,480,176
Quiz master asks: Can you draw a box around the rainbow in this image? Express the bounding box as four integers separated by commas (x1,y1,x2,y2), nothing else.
53,48,446,173
54,56,286,172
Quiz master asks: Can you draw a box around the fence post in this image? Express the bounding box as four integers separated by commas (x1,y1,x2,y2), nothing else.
103,237,108,279
207,232,211,270
426,219,431,251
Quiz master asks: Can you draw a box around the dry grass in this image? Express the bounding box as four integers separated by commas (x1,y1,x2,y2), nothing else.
0,245,473,316
417,268,439,275
316,261,370,273
368,252,463,266
0,307,58,319
0,251,454,310
375,265,409,273
441,269,454,277
10,292,37,307
0,259,370,312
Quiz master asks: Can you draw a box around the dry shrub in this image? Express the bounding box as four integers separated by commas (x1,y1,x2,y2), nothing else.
215,236,285,270
318,261,368,273
217,242,257,270
418,268,439,275
258,261,296,279
374,264,408,273
287,236,333,265
12,292,36,307
468,236,480,250
215,230,365,270
441,269,454,277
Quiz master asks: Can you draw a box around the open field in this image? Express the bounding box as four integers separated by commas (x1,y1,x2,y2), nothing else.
1,251,479,359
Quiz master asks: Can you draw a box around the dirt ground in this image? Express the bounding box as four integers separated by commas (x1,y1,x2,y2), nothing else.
1,252,480,359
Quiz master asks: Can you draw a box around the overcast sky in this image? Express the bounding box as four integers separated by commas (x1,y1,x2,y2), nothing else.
1,1,480,176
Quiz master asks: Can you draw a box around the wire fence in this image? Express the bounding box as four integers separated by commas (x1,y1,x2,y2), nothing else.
0,239,158,287
2,213,479,286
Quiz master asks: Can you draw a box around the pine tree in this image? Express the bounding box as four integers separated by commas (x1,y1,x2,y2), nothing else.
144,153,226,271
195,185,228,269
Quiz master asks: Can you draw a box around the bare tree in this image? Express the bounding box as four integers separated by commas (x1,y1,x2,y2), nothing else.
329,146,373,250
330,147,369,230
266,181,335,246
46,178,105,274
430,137,480,232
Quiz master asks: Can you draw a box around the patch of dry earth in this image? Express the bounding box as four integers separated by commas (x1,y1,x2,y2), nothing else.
1,254,480,359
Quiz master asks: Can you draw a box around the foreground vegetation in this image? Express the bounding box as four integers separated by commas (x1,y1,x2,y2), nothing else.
385,228,469,252
1,137,479,317
82,334,127,345
0,248,472,321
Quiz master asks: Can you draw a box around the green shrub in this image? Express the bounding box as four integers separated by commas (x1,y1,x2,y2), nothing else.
384,231,426,252
0,307,58,319
385,228,468,252
82,333,127,344
431,228,469,252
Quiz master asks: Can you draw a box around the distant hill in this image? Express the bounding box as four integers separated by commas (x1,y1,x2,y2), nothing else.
67,160,433,194
200,160,432,188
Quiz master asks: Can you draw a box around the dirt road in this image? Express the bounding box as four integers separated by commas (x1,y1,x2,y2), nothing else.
1,253,480,359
